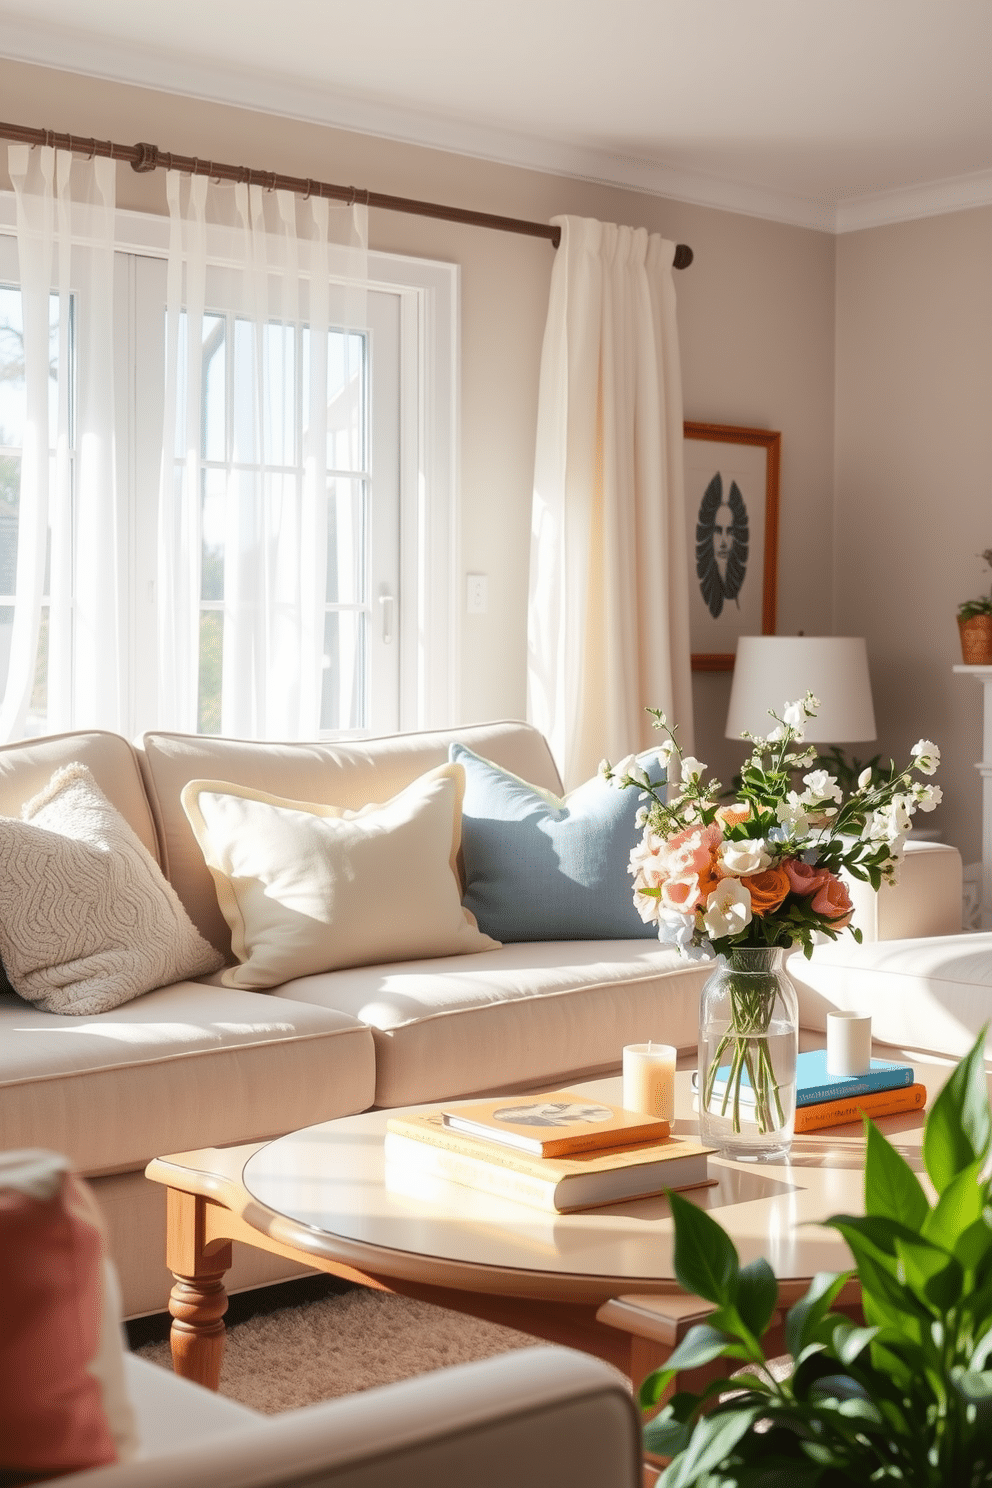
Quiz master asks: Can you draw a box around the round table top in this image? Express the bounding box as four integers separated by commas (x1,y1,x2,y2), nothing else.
240,1062,944,1300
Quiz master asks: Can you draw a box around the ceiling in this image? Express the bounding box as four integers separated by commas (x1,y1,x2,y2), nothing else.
2,0,991,232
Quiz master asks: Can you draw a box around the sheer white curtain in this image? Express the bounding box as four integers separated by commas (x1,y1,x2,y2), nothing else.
527,215,693,789
156,175,367,738
1,144,120,741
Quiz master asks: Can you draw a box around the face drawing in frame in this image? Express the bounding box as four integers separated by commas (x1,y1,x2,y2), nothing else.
696,472,750,619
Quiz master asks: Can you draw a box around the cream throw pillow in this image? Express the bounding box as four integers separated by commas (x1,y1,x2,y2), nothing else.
0,764,224,1015
182,763,499,989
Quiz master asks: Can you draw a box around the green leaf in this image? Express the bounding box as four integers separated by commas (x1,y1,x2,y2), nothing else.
893,1236,964,1313
668,1188,740,1305
642,1412,696,1459
830,1320,879,1366
661,1404,765,1488
863,1118,929,1229
923,1028,992,1193
657,1322,737,1377
734,1257,779,1340
922,1158,987,1250
784,1270,852,1359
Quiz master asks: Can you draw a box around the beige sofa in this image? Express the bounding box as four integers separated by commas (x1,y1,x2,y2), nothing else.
51,1347,640,1488
0,718,968,1318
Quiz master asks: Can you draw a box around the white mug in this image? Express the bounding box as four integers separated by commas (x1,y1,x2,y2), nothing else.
826,1010,872,1077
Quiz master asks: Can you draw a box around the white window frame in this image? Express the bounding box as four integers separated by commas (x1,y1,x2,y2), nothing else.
0,195,460,738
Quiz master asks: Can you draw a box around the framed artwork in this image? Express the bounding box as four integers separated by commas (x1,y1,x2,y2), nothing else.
683,421,781,671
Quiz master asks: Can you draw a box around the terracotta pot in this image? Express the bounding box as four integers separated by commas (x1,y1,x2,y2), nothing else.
959,613,992,664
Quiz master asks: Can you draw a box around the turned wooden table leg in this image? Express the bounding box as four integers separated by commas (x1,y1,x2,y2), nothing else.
164,1187,233,1390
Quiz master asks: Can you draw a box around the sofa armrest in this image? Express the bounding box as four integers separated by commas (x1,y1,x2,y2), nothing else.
841,840,962,941
57,1347,642,1488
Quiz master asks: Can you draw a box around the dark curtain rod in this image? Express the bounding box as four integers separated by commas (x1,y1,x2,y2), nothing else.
0,120,693,269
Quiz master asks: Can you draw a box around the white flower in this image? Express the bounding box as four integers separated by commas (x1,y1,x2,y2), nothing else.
781,699,807,729
612,753,637,780
911,740,940,776
626,762,651,788
702,878,752,940
656,738,678,767
717,837,771,877
766,724,787,743
800,769,843,805
913,783,943,812
679,756,705,782
776,794,811,838
597,758,613,782
656,910,712,961
857,767,874,790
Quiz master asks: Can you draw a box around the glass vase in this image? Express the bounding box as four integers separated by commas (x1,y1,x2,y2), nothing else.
697,946,798,1162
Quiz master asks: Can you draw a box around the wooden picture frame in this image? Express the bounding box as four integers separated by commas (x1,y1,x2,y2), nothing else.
684,421,781,671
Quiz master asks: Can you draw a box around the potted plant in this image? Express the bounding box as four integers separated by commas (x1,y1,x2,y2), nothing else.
958,548,992,663
639,1029,992,1485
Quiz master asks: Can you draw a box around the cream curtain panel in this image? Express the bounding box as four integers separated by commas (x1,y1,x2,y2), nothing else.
157,175,368,738
2,145,120,741
527,215,694,789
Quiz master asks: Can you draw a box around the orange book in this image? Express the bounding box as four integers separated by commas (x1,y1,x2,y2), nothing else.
439,1088,670,1158
794,1082,927,1134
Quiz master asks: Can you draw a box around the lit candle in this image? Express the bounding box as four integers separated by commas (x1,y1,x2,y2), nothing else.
622,1042,676,1126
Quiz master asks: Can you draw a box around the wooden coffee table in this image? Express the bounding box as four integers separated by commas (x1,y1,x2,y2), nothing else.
145,1061,943,1394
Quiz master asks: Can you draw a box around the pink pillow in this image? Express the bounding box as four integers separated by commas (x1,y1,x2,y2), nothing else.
0,1150,136,1482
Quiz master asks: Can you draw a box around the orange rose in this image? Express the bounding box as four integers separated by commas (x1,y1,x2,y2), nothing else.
741,865,791,917
716,803,750,830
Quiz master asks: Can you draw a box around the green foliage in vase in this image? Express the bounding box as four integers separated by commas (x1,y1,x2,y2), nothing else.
958,549,992,619
640,1030,992,1486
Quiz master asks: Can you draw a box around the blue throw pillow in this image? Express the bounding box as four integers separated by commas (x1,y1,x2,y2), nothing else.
450,742,665,941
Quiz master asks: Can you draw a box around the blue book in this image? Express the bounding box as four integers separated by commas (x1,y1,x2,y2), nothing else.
705,1048,914,1108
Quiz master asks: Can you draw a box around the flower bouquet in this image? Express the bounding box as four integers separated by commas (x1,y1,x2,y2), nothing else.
602,695,941,1156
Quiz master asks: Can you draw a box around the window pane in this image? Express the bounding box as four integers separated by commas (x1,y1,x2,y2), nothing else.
0,452,20,597
264,321,297,467
326,476,366,604
26,605,49,737
320,610,365,732
202,314,226,463
327,330,366,473
0,285,26,447
201,468,225,601
0,603,11,694
197,610,223,735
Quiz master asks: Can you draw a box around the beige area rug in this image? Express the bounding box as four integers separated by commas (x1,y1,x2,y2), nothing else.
136,1285,539,1413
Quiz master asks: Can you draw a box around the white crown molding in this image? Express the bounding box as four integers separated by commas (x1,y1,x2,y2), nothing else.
3,19,991,236
835,167,992,233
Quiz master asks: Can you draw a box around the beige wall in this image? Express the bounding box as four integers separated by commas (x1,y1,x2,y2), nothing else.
835,207,992,866
0,57,836,792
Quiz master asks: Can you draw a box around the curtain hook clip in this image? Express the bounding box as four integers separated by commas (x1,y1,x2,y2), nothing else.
303,178,314,201
266,171,277,193
86,137,97,160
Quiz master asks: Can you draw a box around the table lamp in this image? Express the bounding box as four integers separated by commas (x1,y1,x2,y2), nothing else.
725,636,877,743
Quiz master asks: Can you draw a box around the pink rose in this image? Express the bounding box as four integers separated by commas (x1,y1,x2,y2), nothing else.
782,858,832,897
660,874,706,914
663,822,722,886
810,873,854,926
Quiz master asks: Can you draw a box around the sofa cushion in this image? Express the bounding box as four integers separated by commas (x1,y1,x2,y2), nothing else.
182,766,498,988
0,764,223,1015
788,932,992,1062
0,729,160,859
138,722,563,954
269,941,712,1106
0,984,376,1175
0,1150,137,1479
451,743,663,941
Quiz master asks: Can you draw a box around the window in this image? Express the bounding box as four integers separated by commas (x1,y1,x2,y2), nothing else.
0,203,457,742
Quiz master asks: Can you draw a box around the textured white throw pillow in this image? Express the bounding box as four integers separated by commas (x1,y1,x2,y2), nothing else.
182,763,499,989
0,763,224,1015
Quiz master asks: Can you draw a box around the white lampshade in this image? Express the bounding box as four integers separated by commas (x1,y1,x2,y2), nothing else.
726,636,877,743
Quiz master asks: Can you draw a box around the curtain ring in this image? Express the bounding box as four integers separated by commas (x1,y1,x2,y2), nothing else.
303,178,314,201
107,140,115,161
85,137,97,159
266,171,277,193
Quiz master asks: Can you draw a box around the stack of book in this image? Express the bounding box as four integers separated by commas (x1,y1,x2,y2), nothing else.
697,1049,926,1134
384,1089,714,1214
